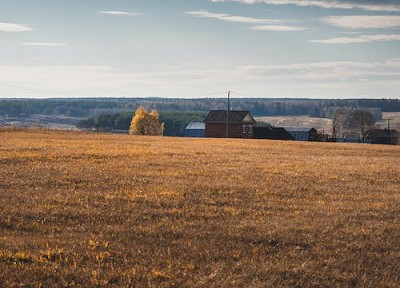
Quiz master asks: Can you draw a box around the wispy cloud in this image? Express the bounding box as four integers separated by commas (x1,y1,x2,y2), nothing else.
311,34,400,44
99,11,140,16
0,22,33,32
322,15,400,29
185,10,305,31
251,25,305,31
240,60,400,72
22,42,65,47
211,0,400,12
185,10,277,24
238,59,400,82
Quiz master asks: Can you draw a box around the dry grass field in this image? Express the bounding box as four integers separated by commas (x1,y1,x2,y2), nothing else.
0,129,399,287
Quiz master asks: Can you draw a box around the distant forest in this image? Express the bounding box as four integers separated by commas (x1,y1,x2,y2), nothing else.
1,98,399,119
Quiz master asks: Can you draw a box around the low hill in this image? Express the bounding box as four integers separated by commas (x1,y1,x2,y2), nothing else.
255,115,333,133
1,129,399,287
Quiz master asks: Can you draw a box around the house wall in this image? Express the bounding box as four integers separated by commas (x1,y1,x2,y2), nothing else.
184,129,205,138
205,123,254,139
288,129,318,141
364,130,399,145
370,136,399,145
289,131,309,141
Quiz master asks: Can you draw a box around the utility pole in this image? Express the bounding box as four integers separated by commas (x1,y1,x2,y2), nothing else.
361,115,365,141
332,117,337,140
387,119,390,130
226,90,231,138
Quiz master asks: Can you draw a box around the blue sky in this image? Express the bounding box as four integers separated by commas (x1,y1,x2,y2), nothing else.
0,0,399,98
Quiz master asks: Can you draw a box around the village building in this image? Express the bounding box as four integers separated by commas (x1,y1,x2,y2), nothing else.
285,127,318,141
364,129,399,145
253,127,294,141
184,122,205,138
204,110,256,139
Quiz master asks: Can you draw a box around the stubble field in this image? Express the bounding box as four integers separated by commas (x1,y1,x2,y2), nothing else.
0,129,399,287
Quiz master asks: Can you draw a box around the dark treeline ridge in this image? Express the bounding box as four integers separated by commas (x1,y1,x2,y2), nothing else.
77,111,206,137
0,98,399,118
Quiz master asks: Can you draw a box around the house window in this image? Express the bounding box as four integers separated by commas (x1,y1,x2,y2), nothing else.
242,125,252,133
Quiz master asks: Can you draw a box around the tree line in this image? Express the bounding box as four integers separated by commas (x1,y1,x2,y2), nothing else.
1,98,399,118
77,111,206,137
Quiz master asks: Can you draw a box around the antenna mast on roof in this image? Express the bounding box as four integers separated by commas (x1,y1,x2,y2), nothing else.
226,90,231,138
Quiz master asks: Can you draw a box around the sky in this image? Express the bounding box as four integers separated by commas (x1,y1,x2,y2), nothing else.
0,0,400,99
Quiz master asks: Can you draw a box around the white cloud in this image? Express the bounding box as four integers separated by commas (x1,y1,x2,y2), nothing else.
251,25,305,31
185,10,277,24
236,59,400,86
0,22,33,32
185,10,304,31
322,15,400,29
239,60,400,73
211,0,400,12
311,34,400,44
22,42,65,47
99,11,140,16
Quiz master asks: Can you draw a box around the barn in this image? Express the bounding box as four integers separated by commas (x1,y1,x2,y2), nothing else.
184,122,205,138
285,127,318,141
364,129,399,145
253,127,294,141
204,110,256,139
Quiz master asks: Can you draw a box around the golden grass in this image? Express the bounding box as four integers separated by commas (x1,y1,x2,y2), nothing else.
0,129,399,287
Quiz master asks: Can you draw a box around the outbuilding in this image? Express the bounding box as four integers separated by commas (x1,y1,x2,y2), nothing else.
285,127,318,141
253,127,295,141
364,129,399,145
184,122,205,138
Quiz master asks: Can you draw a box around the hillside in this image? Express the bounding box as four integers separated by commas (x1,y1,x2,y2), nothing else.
0,129,399,287
255,116,333,133
256,112,400,134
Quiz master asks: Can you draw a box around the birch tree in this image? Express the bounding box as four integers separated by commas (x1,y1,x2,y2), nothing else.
129,107,164,136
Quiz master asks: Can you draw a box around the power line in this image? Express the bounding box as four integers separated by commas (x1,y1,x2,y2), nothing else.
0,80,35,91
0,80,74,96
179,91,228,98
0,82,257,99
230,90,252,98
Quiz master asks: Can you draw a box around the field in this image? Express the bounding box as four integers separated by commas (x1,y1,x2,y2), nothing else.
379,112,400,130
256,112,400,133
255,116,333,132
0,129,399,287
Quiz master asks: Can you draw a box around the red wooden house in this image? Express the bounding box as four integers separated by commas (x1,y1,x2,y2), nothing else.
204,110,256,139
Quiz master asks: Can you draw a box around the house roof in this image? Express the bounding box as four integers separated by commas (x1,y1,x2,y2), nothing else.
254,127,294,140
285,127,317,133
365,129,399,138
204,110,256,124
185,121,205,130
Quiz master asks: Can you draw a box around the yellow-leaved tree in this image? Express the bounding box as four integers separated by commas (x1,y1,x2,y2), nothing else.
129,107,164,136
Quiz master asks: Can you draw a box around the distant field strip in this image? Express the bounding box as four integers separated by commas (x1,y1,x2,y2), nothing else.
0,129,399,287
255,116,332,132
379,112,400,129
257,113,400,132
